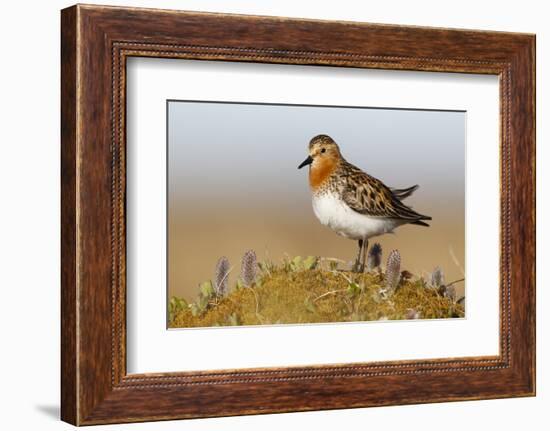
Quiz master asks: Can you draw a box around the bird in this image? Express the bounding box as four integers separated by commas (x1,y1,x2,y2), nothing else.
298,134,431,273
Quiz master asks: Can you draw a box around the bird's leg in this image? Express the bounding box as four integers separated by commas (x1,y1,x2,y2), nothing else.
352,239,364,273
359,239,369,273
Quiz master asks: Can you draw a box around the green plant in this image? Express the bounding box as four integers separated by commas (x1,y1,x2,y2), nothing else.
258,259,275,276
194,280,215,314
289,255,319,271
347,281,361,297
168,296,188,323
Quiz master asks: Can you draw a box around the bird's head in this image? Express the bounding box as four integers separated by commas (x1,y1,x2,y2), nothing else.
298,134,342,169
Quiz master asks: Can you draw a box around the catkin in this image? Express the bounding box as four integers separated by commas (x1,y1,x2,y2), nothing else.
241,250,257,287
385,249,401,290
214,256,230,296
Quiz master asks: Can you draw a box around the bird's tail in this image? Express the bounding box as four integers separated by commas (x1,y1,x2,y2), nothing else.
391,184,419,200
391,184,431,227
410,219,430,227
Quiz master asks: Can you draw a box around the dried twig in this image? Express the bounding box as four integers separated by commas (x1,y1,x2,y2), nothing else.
243,286,263,323
313,288,348,303
449,245,465,276
446,277,465,287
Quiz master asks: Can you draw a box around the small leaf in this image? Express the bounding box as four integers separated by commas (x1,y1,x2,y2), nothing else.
168,297,188,323
189,303,200,316
199,280,214,299
304,297,316,313
302,256,319,270
347,282,361,297
197,295,209,312
290,256,302,272
258,260,273,275
329,261,339,271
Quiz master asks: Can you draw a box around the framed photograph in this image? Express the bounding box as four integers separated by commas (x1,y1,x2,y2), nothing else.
164,98,466,330
61,4,535,425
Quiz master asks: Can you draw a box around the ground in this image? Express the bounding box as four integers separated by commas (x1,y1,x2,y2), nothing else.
168,256,464,328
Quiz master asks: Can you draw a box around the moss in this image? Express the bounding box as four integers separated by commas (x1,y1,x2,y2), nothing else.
169,259,464,328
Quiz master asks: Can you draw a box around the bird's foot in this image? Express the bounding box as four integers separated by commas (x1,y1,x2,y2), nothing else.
351,261,365,273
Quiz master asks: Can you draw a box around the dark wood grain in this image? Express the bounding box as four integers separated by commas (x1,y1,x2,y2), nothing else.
61,4,535,425
60,5,77,425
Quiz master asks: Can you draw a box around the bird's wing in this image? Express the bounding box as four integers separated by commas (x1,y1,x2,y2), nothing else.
340,164,431,222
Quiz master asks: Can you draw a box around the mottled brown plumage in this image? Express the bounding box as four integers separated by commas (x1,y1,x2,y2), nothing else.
338,160,431,225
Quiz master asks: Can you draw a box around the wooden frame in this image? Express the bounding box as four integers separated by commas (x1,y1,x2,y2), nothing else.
61,4,535,425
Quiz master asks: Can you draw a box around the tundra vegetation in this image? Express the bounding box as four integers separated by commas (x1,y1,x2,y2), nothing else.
168,246,465,328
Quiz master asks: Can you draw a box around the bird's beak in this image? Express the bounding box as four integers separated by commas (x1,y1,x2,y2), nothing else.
298,155,313,169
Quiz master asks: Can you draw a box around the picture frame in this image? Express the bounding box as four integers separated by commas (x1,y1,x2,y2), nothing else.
60,4,535,425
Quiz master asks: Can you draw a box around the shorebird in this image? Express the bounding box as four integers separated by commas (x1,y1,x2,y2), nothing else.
298,134,431,273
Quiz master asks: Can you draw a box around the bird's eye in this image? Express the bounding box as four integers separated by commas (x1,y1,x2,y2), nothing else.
321,148,326,153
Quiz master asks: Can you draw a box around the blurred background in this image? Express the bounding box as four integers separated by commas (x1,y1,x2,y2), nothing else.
168,101,465,302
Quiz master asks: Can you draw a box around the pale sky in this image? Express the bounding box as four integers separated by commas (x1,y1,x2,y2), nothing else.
168,101,465,212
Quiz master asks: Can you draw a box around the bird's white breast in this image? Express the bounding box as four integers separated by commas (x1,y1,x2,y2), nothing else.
312,192,402,240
